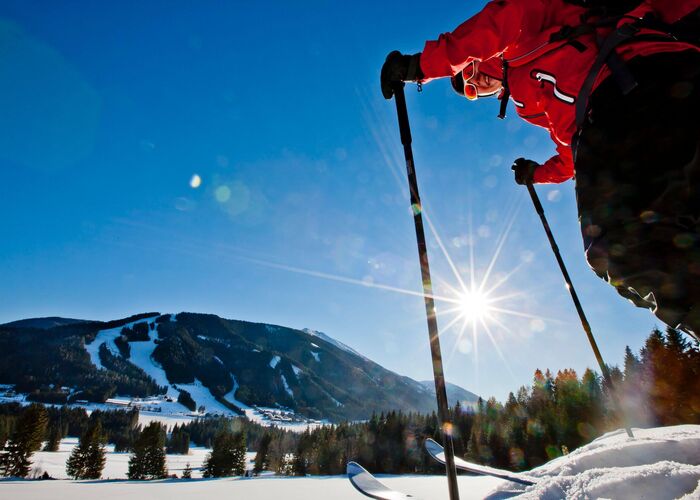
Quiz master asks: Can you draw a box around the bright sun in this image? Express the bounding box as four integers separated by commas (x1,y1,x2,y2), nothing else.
458,289,493,323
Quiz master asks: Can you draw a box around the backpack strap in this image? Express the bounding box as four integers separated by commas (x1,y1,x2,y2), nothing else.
575,19,680,128
498,58,511,119
575,22,640,128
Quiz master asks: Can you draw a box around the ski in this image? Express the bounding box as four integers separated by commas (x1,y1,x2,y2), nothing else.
347,461,420,499
424,439,536,486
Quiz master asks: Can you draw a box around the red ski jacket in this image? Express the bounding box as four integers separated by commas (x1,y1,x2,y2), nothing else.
419,0,700,184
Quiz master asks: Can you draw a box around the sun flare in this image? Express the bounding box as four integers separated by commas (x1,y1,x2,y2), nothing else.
457,288,493,323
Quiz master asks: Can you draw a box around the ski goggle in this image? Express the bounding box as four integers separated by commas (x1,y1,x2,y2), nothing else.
451,60,502,101
461,61,479,101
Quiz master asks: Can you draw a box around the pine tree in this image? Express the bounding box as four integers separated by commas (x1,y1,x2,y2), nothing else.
166,424,190,455
43,425,62,452
662,327,695,423
291,430,313,476
253,433,271,475
639,328,667,424
0,403,48,477
182,462,192,479
623,346,640,379
232,432,247,476
202,431,246,478
580,368,604,438
66,420,106,479
127,422,167,480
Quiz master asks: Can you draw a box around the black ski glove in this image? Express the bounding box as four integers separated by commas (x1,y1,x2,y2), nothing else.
380,51,424,100
511,158,539,185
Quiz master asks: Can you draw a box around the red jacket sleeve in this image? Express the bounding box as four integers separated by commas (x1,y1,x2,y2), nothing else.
532,142,574,184
420,0,537,79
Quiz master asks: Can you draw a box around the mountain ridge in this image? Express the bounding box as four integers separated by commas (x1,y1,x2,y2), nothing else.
0,312,477,423
418,380,480,408
1,316,90,330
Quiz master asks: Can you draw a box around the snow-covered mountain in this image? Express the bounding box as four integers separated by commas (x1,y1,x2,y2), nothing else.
419,380,480,408
0,312,474,423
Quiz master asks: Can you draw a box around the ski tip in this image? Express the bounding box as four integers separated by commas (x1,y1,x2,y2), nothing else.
424,438,443,455
347,461,418,499
347,461,367,478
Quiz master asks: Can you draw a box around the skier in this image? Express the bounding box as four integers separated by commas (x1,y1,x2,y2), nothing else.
381,0,700,340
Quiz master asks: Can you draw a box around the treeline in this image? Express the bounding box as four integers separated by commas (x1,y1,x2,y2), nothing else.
0,406,285,456
0,405,261,479
256,326,700,474
0,326,697,478
618,327,700,426
0,404,140,452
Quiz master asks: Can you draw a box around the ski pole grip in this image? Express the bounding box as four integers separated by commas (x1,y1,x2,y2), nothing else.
392,82,413,146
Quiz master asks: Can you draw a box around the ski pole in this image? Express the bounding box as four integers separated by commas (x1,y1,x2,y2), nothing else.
391,82,461,500
525,182,634,438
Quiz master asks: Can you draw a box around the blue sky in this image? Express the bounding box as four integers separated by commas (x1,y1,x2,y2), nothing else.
0,0,661,401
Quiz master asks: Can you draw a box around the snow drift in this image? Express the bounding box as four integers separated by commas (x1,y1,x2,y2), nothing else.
488,424,700,499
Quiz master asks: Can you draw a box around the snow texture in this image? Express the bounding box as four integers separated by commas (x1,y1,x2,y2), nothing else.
310,351,320,362
303,328,368,360
269,355,281,369
487,424,700,499
85,319,148,370
280,374,294,398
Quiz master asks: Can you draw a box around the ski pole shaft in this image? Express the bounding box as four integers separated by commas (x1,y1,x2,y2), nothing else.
525,182,634,438
392,82,461,500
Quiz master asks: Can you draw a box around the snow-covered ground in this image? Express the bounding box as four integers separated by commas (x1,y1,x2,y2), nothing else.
493,424,700,500
3,425,699,499
28,437,231,480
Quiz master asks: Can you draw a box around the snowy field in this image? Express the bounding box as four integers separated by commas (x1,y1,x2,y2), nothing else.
2,425,699,499
0,475,503,500
27,437,231,480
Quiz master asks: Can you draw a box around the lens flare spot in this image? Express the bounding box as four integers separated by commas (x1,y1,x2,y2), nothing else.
483,175,498,189
520,250,535,263
442,422,454,436
457,337,473,354
529,318,546,332
190,174,202,189
215,185,231,202
547,190,561,202
674,233,695,249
